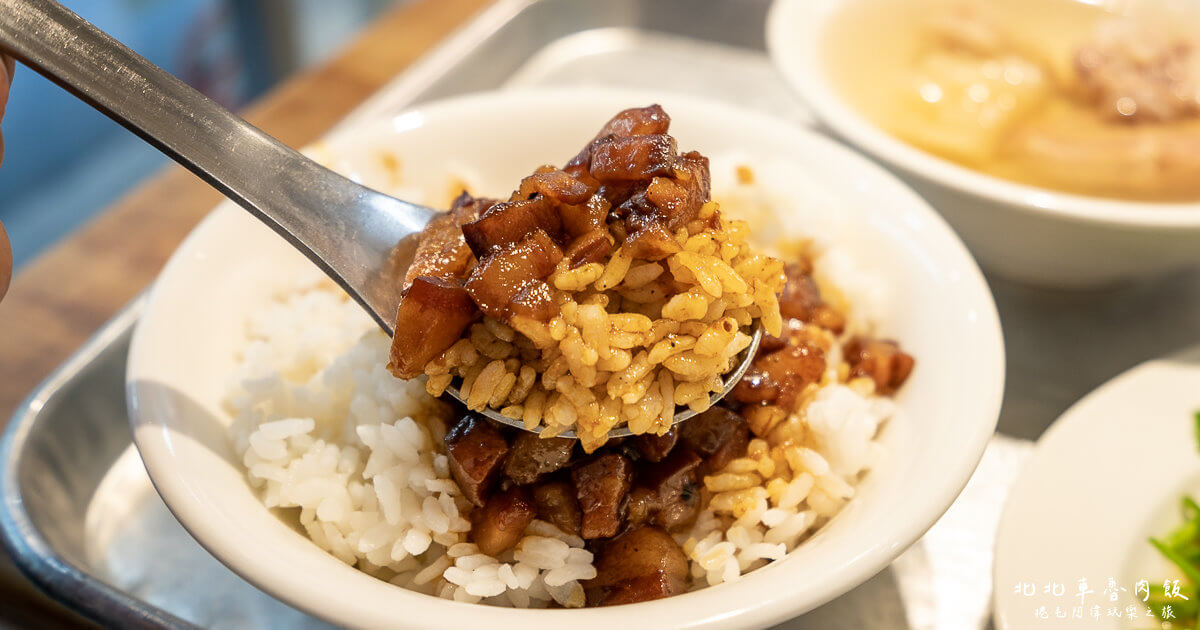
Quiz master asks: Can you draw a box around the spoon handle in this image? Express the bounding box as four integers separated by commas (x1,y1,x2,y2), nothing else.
0,0,433,332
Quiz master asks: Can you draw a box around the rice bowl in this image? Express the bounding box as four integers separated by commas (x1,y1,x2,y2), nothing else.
127,88,1004,628
223,152,900,605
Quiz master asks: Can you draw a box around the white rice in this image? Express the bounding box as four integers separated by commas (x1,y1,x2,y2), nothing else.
227,276,594,607
710,155,892,336
678,379,893,588
226,168,898,605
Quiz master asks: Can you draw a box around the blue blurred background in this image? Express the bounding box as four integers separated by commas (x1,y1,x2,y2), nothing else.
0,0,399,268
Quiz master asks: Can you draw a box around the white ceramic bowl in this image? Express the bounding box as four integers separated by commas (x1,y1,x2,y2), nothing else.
766,0,1200,288
127,88,1004,629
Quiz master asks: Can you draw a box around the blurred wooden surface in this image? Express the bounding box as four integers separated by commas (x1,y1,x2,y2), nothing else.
0,0,492,625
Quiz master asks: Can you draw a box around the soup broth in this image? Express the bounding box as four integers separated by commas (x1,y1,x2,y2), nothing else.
824,0,1200,202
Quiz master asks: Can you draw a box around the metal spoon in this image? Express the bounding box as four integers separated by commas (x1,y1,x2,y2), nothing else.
0,0,762,437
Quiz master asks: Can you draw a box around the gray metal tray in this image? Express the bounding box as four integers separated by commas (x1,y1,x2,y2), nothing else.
4,0,1200,627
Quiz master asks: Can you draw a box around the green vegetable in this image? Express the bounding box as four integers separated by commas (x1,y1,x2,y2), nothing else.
1144,412,1200,628
1146,581,1199,628
1147,495,1200,627
1194,410,1200,454
1147,410,1200,624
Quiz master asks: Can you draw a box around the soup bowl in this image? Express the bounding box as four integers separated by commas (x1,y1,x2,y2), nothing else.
767,0,1200,288
127,87,1004,628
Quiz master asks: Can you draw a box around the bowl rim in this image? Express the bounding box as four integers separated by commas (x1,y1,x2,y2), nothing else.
765,0,1200,229
126,86,1005,629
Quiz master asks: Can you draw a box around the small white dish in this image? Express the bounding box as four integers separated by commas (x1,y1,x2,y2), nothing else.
127,87,1004,629
993,346,1200,630
766,0,1200,288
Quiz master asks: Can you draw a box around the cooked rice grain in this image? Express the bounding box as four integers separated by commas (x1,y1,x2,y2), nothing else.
424,212,786,450
228,284,597,608
229,165,901,605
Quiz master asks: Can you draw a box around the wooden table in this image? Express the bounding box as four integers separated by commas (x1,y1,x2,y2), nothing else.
0,0,492,625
